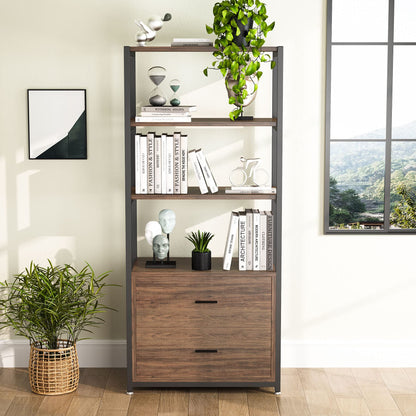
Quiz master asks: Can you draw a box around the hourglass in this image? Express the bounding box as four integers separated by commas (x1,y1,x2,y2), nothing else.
148,66,167,106
169,79,181,106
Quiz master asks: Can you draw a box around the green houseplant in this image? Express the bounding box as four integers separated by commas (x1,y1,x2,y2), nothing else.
204,0,275,120
185,230,214,270
0,260,116,395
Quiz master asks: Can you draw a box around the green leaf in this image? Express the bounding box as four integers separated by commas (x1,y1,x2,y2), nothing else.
226,32,234,41
245,61,256,76
206,25,213,34
231,61,239,73
238,9,245,20
256,71,263,80
203,68,208,77
229,96,236,105
271,60,276,69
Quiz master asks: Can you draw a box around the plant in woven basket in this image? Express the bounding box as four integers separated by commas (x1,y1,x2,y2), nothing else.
0,260,117,394
186,230,214,270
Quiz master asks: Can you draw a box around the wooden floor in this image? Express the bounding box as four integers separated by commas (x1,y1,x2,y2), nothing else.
1,368,416,415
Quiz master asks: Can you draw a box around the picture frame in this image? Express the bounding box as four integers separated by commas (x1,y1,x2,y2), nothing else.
27,89,87,159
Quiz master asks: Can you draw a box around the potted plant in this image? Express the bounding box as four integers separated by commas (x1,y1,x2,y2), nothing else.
185,230,214,270
0,260,116,395
204,0,276,120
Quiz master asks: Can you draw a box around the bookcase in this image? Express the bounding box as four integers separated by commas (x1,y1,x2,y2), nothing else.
124,45,283,393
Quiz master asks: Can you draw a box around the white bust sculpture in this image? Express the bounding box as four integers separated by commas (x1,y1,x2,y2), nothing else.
152,234,169,260
145,221,162,246
159,209,176,234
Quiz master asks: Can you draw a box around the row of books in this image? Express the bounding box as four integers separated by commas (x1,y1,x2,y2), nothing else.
135,132,188,194
135,105,196,123
223,209,274,271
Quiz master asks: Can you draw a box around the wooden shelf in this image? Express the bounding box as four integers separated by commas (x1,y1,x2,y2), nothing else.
129,45,279,53
133,257,275,274
131,117,277,127
131,187,277,200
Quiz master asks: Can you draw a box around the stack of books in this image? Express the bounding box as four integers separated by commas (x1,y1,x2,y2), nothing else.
188,148,218,194
223,209,274,271
135,105,196,123
135,131,188,194
171,38,213,47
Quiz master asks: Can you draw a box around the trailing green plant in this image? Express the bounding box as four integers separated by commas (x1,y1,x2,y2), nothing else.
185,230,214,253
204,0,275,120
0,260,117,349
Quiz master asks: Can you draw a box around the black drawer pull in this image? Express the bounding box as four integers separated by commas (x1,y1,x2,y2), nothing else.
195,300,218,304
194,349,218,353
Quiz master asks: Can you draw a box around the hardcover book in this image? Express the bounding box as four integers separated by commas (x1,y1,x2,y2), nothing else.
223,211,239,271
238,211,247,271
195,149,218,193
188,149,208,194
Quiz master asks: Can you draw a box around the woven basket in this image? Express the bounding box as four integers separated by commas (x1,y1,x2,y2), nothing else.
29,340,79,395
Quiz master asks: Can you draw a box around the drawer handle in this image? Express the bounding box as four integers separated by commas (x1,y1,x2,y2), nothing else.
195,300,218,304
194,349,218,353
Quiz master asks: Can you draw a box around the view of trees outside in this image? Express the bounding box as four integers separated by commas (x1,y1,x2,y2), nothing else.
329,139,416,230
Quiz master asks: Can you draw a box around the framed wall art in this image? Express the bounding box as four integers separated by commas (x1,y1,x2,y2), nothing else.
27,89,87,159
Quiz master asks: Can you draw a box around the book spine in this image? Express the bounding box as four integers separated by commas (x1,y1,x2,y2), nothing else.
161,133,167,194
188,149,208,194
195,149,218,193
180,134,188,194
245,209,253,270
147,132,155,194
238,211,247,271
139,134,148,194
166,135,174,194
266,211,274,271
154,135,162,194
134,134,140,195
135,116,191,122
223,211,239,270
259,211,267,271
253,209,260,270
140,106,196,113
137,112,191,117
173,132,181,194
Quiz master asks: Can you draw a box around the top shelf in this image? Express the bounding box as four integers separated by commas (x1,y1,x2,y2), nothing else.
128,45,279,53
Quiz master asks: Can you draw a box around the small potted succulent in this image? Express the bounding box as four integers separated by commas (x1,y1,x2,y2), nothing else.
204,0,276,120
185,230,214,270
0,260,116,395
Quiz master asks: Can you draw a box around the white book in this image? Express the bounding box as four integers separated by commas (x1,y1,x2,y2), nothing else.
253,209,260,270
161,133,167,194
135,115,191,122
154,135,162,194
225,186,277,194
245,209,253,270
238,211,247,271
188,149,208,194
266,211,274,271
134,134,141,195
147,132,155,194
259,211,267,271
180,134,188,194
140,105,197,113
139,134,148,194
166,134,174,194
223,211,239,271
173,132,181,194
137,111,192,117
195,149,218,193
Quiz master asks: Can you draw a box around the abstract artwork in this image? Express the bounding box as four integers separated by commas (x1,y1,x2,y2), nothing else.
28,89,87,159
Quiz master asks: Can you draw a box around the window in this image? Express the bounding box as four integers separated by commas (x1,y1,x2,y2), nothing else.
325,0,416,232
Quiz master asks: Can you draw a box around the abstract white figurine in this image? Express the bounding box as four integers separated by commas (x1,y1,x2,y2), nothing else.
135,13,172,46
144,221,162,246
159,209,176,234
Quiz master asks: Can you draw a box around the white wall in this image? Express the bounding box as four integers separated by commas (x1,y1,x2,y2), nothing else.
1,0,416,367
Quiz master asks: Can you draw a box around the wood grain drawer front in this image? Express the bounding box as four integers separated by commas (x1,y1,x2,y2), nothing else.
135,348,273,382
134,274,273,329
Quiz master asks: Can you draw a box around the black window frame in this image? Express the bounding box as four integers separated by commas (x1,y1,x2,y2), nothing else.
325,0,416,234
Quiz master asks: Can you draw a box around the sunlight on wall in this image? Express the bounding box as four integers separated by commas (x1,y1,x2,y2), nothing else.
0,157,7,278
16,169,39,231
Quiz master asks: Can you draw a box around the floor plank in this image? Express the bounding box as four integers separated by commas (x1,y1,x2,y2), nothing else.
247,390,280,416
0,393,15,416
4,396,43,416
127,390,160,416
35,395,73,416
189,389,219,416
219,390,249,416
276,396,311,416
392,394,416,416
157,390,188,416
335,397,371,416
65,397,101,416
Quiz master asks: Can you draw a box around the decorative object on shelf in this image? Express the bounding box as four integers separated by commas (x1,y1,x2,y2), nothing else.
148,66,167,106
203,0,276,120
169,79,181,106
185,230,214,270
229,156,269,187
171,38,213,46
27,89,87,159
135,13,172,46
0,261,115,395
145,209,176,268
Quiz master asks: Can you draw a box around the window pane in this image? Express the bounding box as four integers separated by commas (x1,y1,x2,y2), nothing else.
394,0,416,42
329,142,385,230
390,142,416,229
332,0,389,42
392,46,416,139
331,46,387,140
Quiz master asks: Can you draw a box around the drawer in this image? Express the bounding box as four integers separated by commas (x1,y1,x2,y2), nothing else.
134,348,274,382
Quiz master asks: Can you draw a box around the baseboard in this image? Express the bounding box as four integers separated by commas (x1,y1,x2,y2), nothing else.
282,340,416,367
2,339,416,368
0,340,127,368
